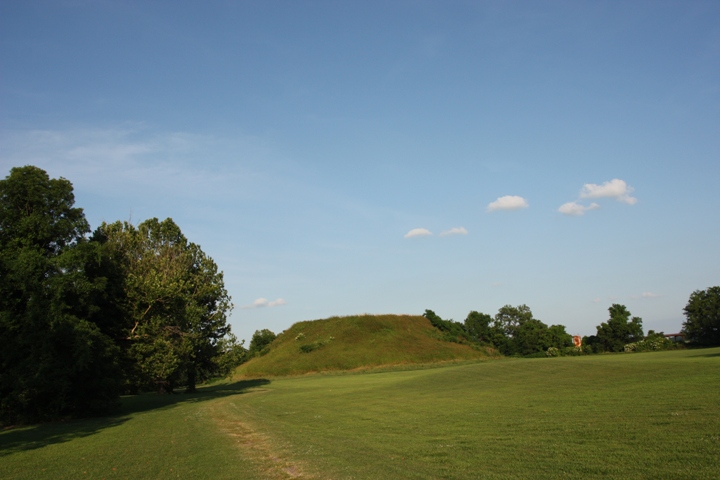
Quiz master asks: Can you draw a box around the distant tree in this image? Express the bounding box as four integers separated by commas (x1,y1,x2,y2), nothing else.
682,286,720,346
214,333,248,376
464,311,493,344
97,218,233,393
493,304,534,339
423,310,469,342
595,304,644,352
248,329,277,357
491,305,533,355
512,318,552,356
547,324,574,349
488,305,572,356
0,166,121,424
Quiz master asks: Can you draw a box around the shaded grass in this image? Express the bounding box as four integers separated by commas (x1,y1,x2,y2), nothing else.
236,314,496,377
0,380,271,479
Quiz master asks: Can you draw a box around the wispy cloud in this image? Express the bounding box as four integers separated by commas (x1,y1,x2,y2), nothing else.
404,228,432,238
559,178,637,216
558,201,600,216
487,195,529,212
0,126,279,202
439,226,468,237
632,292,661,299
242,297,287,309
580,179,637,205
591,298,602,303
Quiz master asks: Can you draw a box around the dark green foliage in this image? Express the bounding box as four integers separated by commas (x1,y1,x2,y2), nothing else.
0,166,121,425
595,304,644,352
1,166,240,424
489,304,570,357
299,341,323,353
0,165,89,255
682,286,720,346
298,335,334,354
464,311,493,344
249,329,277,357
427,306,572,357
582,335,602,354
96,218,234,393
214,334,248,377
548,324,574,349
422,309,470,343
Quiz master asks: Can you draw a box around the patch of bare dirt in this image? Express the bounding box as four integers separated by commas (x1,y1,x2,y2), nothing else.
206,398,312,479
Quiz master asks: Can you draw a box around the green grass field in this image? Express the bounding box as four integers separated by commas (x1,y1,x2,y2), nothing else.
2,348,719,479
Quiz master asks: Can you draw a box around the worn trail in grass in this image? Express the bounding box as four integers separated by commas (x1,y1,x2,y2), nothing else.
2,349,719,479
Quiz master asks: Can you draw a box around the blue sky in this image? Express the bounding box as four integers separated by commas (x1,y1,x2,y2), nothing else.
2,1,719,343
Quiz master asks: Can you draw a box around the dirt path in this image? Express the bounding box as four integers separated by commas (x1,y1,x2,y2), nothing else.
206,395,312,479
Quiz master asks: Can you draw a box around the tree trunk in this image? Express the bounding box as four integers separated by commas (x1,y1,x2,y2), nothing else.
185,364,196,393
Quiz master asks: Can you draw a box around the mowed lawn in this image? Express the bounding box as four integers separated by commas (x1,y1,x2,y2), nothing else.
2,348,719,479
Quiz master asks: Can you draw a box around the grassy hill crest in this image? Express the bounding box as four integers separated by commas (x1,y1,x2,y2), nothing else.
234,314,497,377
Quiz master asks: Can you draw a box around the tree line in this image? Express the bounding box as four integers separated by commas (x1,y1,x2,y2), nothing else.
0,166,246,425
423,305,576,357
424,286,720,357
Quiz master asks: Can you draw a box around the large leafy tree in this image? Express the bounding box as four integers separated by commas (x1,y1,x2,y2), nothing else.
548,324,574,350
489,305,571,356
595,304,644,352
97,218,233,393
491,304,535,355
0,166,121,424
464,311,494,344
682,286,720,346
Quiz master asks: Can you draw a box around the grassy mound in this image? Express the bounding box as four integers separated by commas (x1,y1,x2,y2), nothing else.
235,314,496,377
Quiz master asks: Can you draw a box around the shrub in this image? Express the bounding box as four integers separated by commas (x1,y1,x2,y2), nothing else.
562,346,584,356
624,334,675,353
300,342,322,353
299,336,335,353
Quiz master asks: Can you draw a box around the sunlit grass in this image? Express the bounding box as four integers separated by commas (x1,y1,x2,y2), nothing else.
236,314,496,377
232,348,720,479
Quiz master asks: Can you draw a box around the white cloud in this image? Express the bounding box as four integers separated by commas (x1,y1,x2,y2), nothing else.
404,228,432,238
487,195,529,212
439,227,468,237
591,298,601,303
242,297,287,309
629,292,661,300
580,179,637,205
558,202,600,216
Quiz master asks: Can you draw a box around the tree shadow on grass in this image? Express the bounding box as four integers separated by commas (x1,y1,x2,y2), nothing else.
0,378,270,457
687,351,720,358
